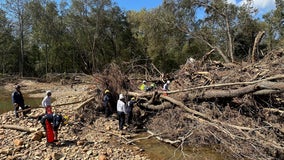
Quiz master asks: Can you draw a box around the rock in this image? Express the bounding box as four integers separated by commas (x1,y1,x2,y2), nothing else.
13,139,24,146
0,135,5,140
105,125,112,131
0,147,12,155
31,131,44,141
106,148,113,155
52,152,64,160
76,140,85,145
98,154,107,160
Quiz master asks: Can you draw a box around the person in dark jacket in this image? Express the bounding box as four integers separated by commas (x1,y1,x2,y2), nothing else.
126,97,136,125
103,89,112,117
11,85,26,118
40,113,64,142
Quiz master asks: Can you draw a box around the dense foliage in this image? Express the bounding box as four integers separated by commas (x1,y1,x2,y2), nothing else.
0,0,283,76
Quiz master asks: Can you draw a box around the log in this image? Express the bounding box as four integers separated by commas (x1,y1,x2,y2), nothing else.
1,125,38,133
74,97,95,110
16,108,32,113
139,102,172,110
263,108,284,115
126,132,162,144
200,48,215,66
147,130,181,145
167,74,284,94
251,31,265,63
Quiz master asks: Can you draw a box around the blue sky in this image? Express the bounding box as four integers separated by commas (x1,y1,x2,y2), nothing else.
113,0,276,18
113,0,163,11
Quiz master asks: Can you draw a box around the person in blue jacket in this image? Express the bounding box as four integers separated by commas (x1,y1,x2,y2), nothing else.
11,85,26,118
40,113,64,142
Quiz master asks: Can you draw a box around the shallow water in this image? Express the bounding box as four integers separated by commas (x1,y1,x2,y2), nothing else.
133,132,227,160
0,86,42,114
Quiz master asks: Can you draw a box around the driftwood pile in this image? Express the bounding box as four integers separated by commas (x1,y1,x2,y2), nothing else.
87,48,284,159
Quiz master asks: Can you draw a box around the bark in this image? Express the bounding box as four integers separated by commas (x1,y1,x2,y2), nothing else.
1,125,37,133
74,97,95,110
252,31,266,63
200,49,215,66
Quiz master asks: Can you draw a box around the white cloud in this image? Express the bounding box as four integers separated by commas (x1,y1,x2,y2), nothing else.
238,0,276,18
240,0,276,12
226,0,237,4
252,0,276,10
222,0,276,18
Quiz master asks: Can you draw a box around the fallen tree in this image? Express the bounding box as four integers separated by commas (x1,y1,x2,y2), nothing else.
75,49,284,159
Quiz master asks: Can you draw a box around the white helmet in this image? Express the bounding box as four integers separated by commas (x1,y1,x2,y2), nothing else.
119,94,124,100
46,90,52,95
167,80,170,84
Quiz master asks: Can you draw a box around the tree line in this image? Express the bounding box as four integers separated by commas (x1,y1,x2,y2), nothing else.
0,0,283,77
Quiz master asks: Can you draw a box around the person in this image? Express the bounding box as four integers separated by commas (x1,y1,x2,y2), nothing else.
139,80,147,91
126,97,136,125
11,85,27,118
40,113,65,142
42,90,52,114
163,80,171,91
117,94,126,130
146,82,156,91
103,89,112,117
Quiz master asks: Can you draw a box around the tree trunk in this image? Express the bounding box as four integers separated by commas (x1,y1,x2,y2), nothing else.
251,31,265,63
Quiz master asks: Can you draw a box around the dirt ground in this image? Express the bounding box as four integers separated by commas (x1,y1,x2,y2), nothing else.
1,77,150,160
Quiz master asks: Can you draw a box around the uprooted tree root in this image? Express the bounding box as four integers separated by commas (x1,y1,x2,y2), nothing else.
77,49,284,159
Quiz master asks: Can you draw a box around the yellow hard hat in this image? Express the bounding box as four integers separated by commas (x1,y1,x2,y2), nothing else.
105,90,110,94
131,97,135,100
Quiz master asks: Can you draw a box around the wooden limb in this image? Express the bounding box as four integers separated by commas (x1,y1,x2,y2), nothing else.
151,63,163,77
126,133,162,144
200,48,215,66
1,125,38,133
253,89,284,95
190,81,284,99
139,102,172,110
148,91,158,104
147,130,181,145
200,85,256,99
160,95,212,121
263,108,284,115
16,97,94,113
166,74,284,94
74,97,96,110
16,108,31,113
251,31,265,63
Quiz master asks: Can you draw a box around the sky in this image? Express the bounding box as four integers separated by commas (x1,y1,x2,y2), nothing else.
113,0,163,11
113,0,276,17
228,0,276,17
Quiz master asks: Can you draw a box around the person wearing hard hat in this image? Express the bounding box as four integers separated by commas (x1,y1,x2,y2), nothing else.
139,80,147,91
39,113,66,143
117,94,126,130
163,80,171,91
103,89,112,118
126,97,136,125
42,90,52,114
11,84,27,118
